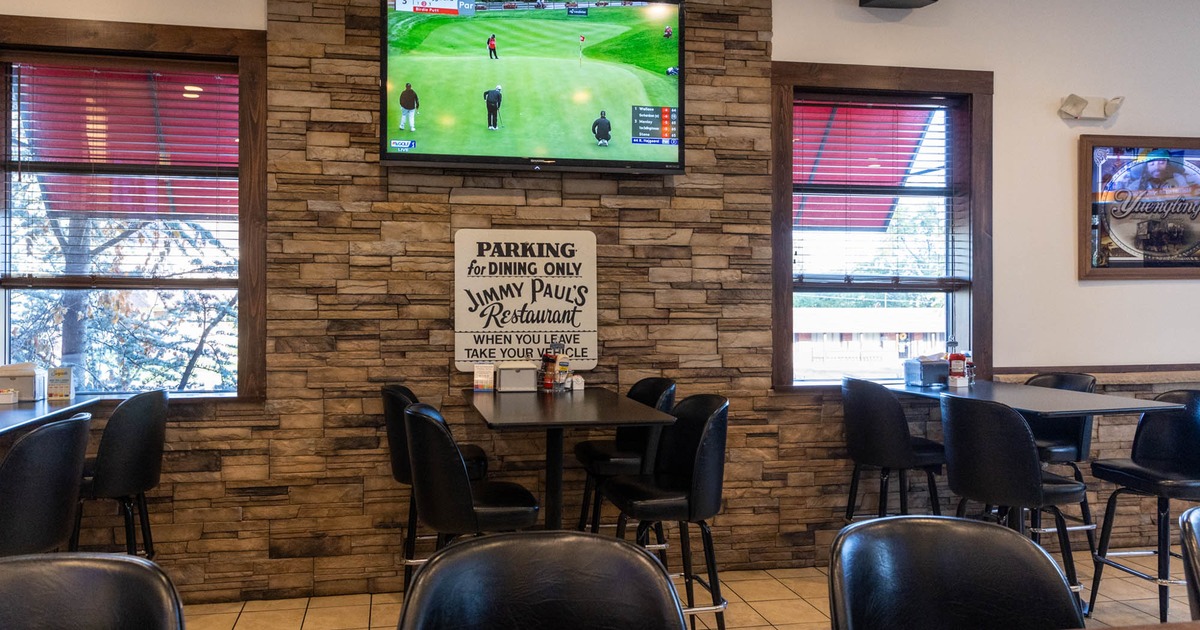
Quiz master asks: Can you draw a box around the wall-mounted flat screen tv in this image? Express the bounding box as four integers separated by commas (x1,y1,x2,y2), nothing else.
380,1,683,174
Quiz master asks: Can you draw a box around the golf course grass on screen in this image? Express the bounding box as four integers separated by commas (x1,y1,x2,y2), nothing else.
381,1,683,173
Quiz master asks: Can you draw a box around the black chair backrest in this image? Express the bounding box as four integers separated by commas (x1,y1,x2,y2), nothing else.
654,394,729,522
1181,506,1200,621
0,552,184,629
830,516,1085,630
614,377,676,452
940,396,1045,508
0,413,92,556
398,530,687,630
841,377,920,470
1024,372,1097,458
1132,390,1200,467
382,384,420,485
91,390,169,498
404,403,477,534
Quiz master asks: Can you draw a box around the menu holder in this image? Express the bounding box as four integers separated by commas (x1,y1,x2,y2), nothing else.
473,363,495,392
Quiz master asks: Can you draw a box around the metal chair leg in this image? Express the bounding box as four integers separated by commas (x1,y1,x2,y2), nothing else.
136,492,154,559
1157,496,1171,623
925,468,941,516
1089,487,1124,615
590,483,605,534
877,468,891,518
678,521,697,630
69,500,83,551
898,469,909,515
119,498,137,555
699,520,726,630
577,473,594,531
844,463,861,522
403,495,419,588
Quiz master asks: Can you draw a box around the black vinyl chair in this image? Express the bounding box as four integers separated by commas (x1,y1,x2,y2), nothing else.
574,377,676,532
1181,506,1200,621
603,394,730,630
1023,373,1097,551
0,413,92,556
940,395,1089,601
382,384,488,586
1089,389,1200,623
404,403,538,545
0,552,184,629
841,377,944,520
397,530,687,630
69,390,169,558
829,516,1086,630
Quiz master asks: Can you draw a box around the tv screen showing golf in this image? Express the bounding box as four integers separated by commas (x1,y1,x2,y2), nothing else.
380,1,683,174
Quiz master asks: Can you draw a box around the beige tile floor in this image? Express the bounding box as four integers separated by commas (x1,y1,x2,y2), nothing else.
184,547,1193,630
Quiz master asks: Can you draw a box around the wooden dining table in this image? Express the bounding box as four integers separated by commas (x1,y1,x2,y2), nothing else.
466,387,676,530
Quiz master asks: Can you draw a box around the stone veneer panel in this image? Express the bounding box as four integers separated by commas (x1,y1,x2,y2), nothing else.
68,0,1195,602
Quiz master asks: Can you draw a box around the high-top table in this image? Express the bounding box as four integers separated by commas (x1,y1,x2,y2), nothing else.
889,380,1185,416
466,387,676,530
0,394,109,437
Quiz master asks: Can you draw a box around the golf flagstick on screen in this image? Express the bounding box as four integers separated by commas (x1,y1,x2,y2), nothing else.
381,1,684,174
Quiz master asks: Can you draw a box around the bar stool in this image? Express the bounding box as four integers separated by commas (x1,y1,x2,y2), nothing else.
574,377,676,532
940,395,1090,606
69,390,169,558
841,377,944,520
404,403,539,544
0,553,184,629
1088,389,1200,623
1023,372,1097,551
382,384,488,586
830,516,1085,630
397,531,687,630
0,413,92,556
603,394,730,630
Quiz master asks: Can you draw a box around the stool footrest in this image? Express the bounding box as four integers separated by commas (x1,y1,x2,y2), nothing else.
1094,554,1187,586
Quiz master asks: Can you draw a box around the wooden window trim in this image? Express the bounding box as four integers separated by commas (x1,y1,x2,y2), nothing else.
771,62,994,390
0,15,267,401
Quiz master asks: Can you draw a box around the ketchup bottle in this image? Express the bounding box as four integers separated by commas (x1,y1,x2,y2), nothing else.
946,339,966,380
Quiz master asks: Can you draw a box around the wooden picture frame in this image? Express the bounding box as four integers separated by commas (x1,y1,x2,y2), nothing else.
1079,135,1200,280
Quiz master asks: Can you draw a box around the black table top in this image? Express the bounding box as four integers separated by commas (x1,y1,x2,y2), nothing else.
466,387,676,430
0,394,110,436
889,380,1185,417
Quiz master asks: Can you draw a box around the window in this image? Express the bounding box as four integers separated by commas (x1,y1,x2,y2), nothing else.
0,19,265,397
771,63,993,388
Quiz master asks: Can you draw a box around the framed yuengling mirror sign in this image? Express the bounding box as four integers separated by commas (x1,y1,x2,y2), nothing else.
1080,135,1200,279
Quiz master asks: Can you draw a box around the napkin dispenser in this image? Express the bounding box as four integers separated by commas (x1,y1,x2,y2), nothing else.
0,363,47,401
494,361,538,392
904,358,948,387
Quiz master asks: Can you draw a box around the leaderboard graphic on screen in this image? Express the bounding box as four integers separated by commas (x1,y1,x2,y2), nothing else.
381,1,683,172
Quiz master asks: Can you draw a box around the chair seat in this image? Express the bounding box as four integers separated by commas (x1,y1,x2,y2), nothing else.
1035,438,1081,464
471,480,540,531
1092,458,1200,500
602,474,690,522
1040,470,1088,505
909,437,946,470
574,439,642,477
460,444,489,481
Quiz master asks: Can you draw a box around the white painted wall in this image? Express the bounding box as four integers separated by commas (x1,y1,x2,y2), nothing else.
0,0,266,30
774,0,1200,368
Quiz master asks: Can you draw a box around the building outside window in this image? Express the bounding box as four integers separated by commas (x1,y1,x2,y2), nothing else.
771,63,993,388
3,57,242,393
